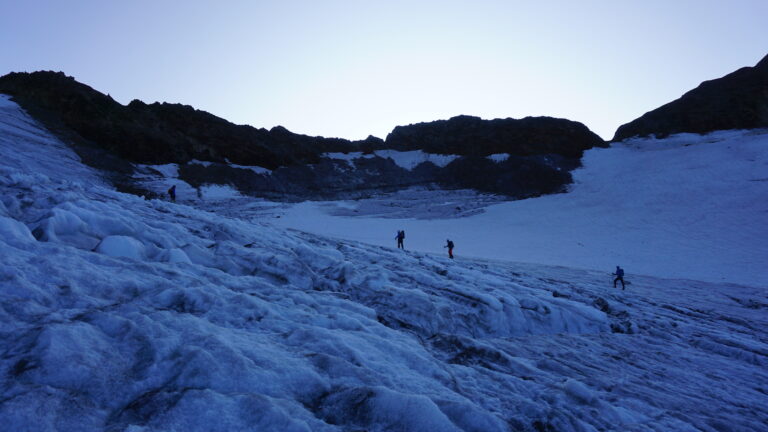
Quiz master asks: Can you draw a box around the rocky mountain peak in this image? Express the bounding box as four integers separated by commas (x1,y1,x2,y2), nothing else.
613,53,768,141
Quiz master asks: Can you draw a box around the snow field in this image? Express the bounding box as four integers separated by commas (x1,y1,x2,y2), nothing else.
275,129,768,287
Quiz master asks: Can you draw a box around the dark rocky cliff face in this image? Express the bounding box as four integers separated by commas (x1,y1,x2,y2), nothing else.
385,115,606,158
0,71,606,199
613,54,768,141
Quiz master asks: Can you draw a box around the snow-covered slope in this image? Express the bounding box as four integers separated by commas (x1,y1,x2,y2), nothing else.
274,130,768,287
1,95,767,431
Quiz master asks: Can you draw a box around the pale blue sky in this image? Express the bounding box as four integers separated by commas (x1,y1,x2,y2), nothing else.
1,0,766,140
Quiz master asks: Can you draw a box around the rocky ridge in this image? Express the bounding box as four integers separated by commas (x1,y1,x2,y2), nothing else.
387,115,603,158
0,71,384,169
613,54,768,141
0,71,605,199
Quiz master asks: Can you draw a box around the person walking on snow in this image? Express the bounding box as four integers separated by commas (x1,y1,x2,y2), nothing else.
167,185,176,202
613,266,625,290
395,230,405,249
444,239,454,259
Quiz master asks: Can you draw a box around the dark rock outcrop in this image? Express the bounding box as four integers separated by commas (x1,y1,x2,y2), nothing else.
0,71,384,169
179,157,438,200
438,154,578,197
177,153,575,200
385,115,606,158
613,54,768,141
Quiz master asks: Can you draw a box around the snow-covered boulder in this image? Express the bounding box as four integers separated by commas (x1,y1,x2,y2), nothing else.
0,216,35,244
164,247,193,264
95,235,146,260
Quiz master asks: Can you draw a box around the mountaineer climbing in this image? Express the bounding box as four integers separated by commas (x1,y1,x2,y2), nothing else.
396,230,405,249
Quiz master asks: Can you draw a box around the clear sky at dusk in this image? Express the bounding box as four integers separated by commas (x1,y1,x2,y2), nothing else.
1,0,766,140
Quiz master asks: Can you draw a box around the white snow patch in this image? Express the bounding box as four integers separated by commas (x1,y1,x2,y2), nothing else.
322,151,374,161
0,94,15,108
139,163,179,178
487,153,510,163
374,150,459,169
200,183,243,200
230,163,272,175
322,150,459,170
188,159,213,167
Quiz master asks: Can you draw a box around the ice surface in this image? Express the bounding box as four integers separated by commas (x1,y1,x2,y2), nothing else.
0,95,105,186
0,215,35,244
1,95,767,431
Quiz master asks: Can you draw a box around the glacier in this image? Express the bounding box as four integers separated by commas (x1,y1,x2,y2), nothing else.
1,94,767,431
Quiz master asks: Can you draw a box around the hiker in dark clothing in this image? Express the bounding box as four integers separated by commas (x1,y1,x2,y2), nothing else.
168,185,176,202
395,230,405,249
613,266,625,290
444,239,454,259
